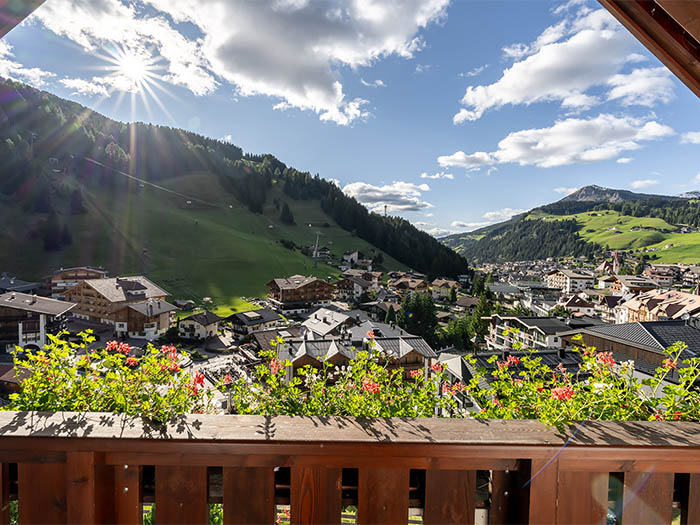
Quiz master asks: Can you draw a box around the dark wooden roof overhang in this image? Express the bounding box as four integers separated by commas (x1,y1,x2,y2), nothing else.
600,0,700,98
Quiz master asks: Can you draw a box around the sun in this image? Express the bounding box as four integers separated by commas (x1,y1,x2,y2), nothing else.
116,50,151,86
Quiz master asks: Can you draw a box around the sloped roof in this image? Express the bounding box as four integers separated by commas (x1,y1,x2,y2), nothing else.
128,300,178,317
0,292,75,316
83,276,169,302
181,310,222,326
229,307,281,326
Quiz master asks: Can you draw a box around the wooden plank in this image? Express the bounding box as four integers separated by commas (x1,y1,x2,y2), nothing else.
556,470,608,525
688,473,700,525
66,452,97,524
623,471,674,524
528,458,558,525
0,464,9,525
18,462,67,524
424,469,475,525
291,466,342,524
155,465,208,525
223,467,275,525
115,464,142,525
357,467,408,525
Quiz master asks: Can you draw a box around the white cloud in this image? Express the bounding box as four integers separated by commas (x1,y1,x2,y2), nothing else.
360,78,385,88
59,77,110,96
221,134,233,143
616,157,633,164
629,179,658,190
439,114,674,169
482,207,525,221
681,131,700,144
31,0,448,125
420,171,453,180
415,64,431,74
607,67,674,106
0,40,54,87
437,151,494,169
413,221,454,237
454,8,674,123
451,220,492,231
342,180,432,213
554,187,578,195
693,173,700,184
459,64,488,78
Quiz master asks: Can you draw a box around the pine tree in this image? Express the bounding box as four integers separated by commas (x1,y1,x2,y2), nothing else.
384,305,397,325
449,286,457,303
280,202,295,225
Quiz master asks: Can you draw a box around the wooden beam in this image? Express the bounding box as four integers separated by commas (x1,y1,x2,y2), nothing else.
0,1,46,39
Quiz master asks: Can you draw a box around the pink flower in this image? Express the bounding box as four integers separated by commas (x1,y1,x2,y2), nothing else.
106,340,118,351
431,363,443,373
270,359,283,375
118,342,131,355
409,369,422,379
663,359,677,370
366,330,375,339
361,377,380,394
498,355,520,370
673,411,682,421
596,352,615,366
193,371,205,387
125,357,138,367
551,386,574,401
223,374,233,384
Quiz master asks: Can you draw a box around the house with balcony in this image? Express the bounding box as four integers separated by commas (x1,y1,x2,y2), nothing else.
178,310,223,340
0,292,75,352
266,275,334,314
545,269,594,293
610,274,659,295
63,276,175,340
334,275,374,302
43,266,108,299
483,314,602,351
431,279,459,301
0,273,40,295
228,308,281,335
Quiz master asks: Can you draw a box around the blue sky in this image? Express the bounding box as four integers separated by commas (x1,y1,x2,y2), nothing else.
2,0,700,237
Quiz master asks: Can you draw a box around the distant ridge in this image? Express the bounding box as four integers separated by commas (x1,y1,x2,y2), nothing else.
560,185,683,203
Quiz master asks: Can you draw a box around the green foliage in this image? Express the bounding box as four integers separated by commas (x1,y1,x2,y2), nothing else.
634,261,645,275
549,304,569,318
468,332,700,430
279,202,295,225
468,295,491,338
5,333,211,423
449,286,457,303
222,341,458,418
384,305,397,324
618,264,633,275
397,293,437,344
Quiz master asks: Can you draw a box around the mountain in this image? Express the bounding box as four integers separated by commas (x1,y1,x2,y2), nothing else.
0,79,468,312
443,186,700,264
560,184,682,203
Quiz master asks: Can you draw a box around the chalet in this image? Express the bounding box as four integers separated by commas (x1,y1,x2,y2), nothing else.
44,266,108,299
431,279,459,301
597,275,616,289
643,267,674,287
388,277,429,296
0,292,75,351
358,300,401,322
342,269,382,285
610,275,659,295
342,250,362,266
562,295,595,316
484,314,602,351
355,259,373,271
455,295,479,315
560,321,700,383
0,273,40,295
228,308,282,335
595,295,623,324
64,276,175,340
178,311,223,340
334,276,373,302
615,289,700,323
545,270,594,294
266,275,334,314
301,308,355,339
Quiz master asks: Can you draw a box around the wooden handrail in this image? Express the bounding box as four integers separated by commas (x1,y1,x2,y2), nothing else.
0,412,699,523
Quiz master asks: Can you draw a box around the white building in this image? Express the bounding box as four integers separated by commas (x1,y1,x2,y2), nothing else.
546,270,594,294
178,311,223,340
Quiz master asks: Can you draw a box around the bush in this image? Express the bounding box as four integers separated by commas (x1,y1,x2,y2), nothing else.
5,332,212,423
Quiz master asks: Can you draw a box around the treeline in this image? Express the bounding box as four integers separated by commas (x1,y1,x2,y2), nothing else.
464,219,599,262
282,171,470,278
0,78,469,277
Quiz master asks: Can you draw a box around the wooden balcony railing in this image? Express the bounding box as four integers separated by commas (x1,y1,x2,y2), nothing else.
0,411,698,524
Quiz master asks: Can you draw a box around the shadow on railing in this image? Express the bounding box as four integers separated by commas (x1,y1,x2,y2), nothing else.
0,411,698,524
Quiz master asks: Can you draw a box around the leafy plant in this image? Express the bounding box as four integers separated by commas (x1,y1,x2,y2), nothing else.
5,332,212,423
467,331,700,430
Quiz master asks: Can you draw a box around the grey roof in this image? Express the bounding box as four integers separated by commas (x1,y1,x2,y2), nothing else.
0,292,75,316
269,275,325,290
182,310,223,326
468,349,585,386
128,300,178,317
567,321,700,356
279,335,437,363
84,276,169,303
488,283,520,295
44,266,107,278
252,326,304,353
0,273,39,293
346,320,408,339
302,308,351,337
229,308,281,326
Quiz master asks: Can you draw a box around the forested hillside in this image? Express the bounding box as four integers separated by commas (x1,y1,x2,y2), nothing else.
443,185,700,263
0,78,468,304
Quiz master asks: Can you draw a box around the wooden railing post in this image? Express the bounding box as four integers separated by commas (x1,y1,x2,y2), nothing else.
155,465,208,525
357,468,409,525
424,469,475,524
223,467,275,524
291,466,342,524
18,462,67,524
66,451,114,524
623,471,674,524
527,457,558,525
115,463,142,525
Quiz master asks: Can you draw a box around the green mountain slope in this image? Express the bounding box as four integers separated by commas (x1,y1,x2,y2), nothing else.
0,79,468,312
442,186,700,264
